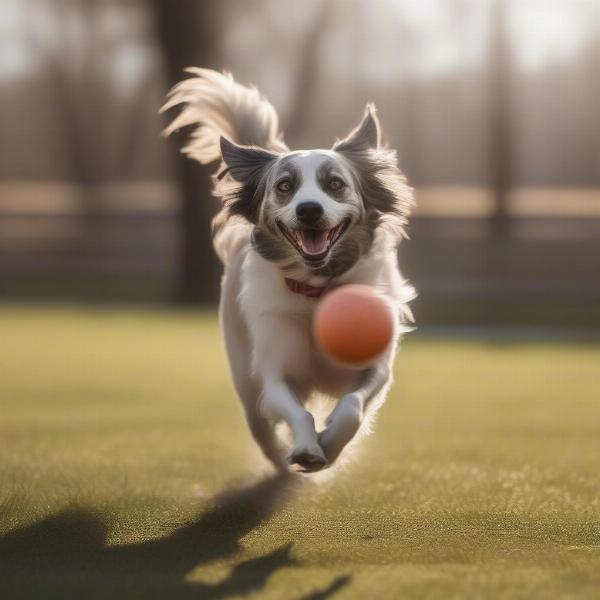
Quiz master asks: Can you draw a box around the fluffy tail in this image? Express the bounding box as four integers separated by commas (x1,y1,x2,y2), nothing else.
161,68,288,163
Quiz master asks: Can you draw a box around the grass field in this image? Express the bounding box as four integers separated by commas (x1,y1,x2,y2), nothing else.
1,306,599,599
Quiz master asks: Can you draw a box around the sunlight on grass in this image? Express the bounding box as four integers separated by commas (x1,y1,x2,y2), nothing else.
1,306,599,599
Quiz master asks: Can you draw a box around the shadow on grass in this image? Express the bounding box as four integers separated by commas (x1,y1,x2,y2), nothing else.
0,473,350,600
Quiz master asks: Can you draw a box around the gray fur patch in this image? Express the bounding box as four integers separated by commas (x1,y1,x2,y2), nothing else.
251,227,289,262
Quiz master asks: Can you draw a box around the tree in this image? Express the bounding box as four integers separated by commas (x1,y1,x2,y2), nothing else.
283,0,335,143
489,0,512,236
153,0,222,304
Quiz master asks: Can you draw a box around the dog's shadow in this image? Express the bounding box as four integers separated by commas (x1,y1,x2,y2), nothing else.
0,473,350,599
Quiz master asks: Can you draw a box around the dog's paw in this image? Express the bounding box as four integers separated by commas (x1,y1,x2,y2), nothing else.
287,445,327,473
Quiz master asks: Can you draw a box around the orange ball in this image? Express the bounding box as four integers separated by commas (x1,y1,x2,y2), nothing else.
313,284,394,368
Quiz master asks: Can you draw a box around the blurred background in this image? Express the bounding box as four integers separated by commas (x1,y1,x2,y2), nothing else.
2,0,599,328
2,5,600,596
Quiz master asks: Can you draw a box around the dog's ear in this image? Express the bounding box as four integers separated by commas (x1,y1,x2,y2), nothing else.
218,137,277,223
219,137,277,182
332,106,413,236
333,104,381,153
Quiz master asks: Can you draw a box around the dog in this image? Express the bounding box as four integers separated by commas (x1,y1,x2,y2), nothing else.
162,69,415,473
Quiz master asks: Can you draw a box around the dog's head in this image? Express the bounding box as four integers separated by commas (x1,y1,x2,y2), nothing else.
217,105,413,279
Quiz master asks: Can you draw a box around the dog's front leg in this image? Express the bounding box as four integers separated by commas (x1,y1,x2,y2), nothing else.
260,377,326,472
319,360,392,464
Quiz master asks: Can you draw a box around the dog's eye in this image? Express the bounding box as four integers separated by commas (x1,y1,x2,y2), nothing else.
276,180,292,193
328,177,345,192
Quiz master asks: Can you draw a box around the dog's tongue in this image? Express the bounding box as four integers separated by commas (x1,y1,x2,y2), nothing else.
301,229,328,255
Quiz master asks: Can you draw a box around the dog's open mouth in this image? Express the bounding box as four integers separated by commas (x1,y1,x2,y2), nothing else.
278,218,351,262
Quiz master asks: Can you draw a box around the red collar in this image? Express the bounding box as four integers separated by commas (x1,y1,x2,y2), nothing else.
285,277,327,299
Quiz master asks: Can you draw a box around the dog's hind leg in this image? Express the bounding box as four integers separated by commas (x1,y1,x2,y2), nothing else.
318,360,392,465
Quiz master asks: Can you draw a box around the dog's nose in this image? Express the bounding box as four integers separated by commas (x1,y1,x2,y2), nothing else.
296,202,324,226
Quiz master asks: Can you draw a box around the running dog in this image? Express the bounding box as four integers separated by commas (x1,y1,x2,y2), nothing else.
162,69,415,472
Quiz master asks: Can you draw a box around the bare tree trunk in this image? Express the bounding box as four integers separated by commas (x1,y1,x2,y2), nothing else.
38,1,106,264
284,0,334,143
153,0,222,304
42,0,104,188
489,0,512,236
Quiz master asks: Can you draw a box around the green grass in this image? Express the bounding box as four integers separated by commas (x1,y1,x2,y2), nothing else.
1,306,599,599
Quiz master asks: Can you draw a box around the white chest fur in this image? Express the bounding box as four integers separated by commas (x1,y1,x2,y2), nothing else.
237,243,414,400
